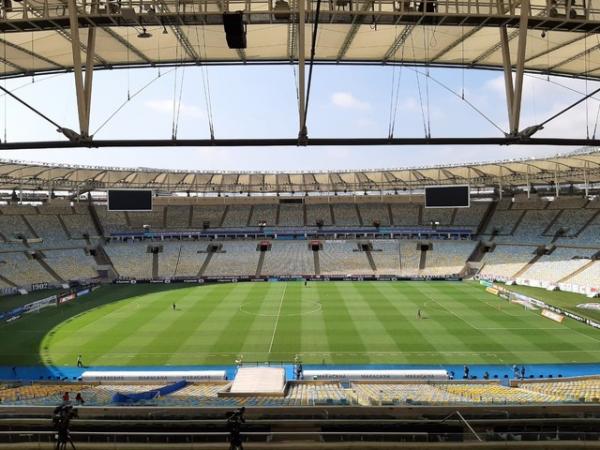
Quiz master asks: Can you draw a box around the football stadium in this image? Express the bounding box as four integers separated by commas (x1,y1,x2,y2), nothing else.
1,0,600,448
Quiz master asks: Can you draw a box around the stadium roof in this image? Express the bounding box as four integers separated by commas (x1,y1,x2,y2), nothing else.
1,150,599,193
1,0,600,80
2,0,600,147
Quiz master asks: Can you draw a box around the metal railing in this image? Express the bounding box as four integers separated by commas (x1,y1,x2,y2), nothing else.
0,0,596,25
0,429,599,446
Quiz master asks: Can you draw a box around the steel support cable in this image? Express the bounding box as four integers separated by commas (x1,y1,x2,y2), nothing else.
193,23,216,140
92,68,176,136
173,68,185,139
525,73,600,103
410,34,429,138
301,0,322,134
538,84,600,129
200,25,216,140
389,44,406,139
410,68,507,135
0,84,64,132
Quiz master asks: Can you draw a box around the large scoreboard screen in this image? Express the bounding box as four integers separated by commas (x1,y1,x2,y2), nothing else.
425,185,470,208
107,190,153,211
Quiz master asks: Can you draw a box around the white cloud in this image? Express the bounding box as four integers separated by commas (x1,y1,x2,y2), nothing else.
144,99,207,120
331,92,371,110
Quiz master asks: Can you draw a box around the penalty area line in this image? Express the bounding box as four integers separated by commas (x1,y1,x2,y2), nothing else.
268,284,287,354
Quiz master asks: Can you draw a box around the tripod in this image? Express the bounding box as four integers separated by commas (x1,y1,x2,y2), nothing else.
54,428,76,450
52,404,77,450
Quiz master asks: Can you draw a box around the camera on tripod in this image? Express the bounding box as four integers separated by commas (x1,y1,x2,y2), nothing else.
226,407,245,450
52,403,78,450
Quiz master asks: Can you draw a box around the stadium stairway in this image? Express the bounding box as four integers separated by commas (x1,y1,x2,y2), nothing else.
313,250,320,276
93,246,118,277
365,250,377,272
542,210,564,236
88,203,105,236
219,205,229,227
197,251,214,277
152,252,159,279
509,210,528,235
575,209,600,236
256,250,266,277
386,203,394,225
20,216,40,239
0,273,17,287
35,254,64,283
557,259,598,284
419,247,427,270
476,201,498,236
466,241,487,263
512,248,544,279
355,204,364,226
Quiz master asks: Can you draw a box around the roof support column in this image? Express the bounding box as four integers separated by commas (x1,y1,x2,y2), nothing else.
67,0,94,139
83,27,96,137
499,0,529,136
512,0,529,136
298,0,307,142
500,26,515,134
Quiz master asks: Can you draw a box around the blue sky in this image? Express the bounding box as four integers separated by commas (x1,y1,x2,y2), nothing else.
0,64,596,171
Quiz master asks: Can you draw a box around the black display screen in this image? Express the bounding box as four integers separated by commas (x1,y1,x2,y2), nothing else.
107,190,152,211
425,186,470,208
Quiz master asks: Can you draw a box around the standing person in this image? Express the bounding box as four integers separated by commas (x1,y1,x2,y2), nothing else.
513,364,519,378
172,302,176,311
417,309,422,320
521,366,526,379
463,365,470,379
304,279,307,287
75,393,85,405
76,354,83,368
62,392,70,403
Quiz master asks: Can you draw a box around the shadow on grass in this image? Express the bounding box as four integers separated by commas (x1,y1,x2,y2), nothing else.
0,283,194,367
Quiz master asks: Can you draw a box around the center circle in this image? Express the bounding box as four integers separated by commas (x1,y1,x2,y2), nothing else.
239,299,322,317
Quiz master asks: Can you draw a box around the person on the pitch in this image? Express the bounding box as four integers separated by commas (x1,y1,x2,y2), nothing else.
76,354,83,368
417,309,422,320
172,302,176,311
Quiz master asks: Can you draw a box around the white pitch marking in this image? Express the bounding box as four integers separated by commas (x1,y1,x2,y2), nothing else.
268,284,287,354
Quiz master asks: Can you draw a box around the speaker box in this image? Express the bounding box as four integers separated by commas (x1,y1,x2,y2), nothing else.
223,12,247,49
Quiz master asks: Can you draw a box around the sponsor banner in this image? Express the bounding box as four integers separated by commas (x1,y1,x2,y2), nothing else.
480,280,493,288
542,309,565,323
23,295,57,313
81,370,226,382
486,287,499,296
76,289,90,297
58,293,76,304
183,279,199,283
303,369,448,381
577,303,600,311
508,290,600,330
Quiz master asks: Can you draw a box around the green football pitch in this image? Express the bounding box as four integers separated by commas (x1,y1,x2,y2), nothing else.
2,281,600,367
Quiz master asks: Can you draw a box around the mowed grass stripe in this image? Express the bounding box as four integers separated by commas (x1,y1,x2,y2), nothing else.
202,283,279,363
168,283,246,365
126,285,225,365
437,282,600,363
365,282,447,363
269,282,303,359
45,292,174,365
299,282,330,361
418,282,599,364
28,281,600,366
320,283,369,364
